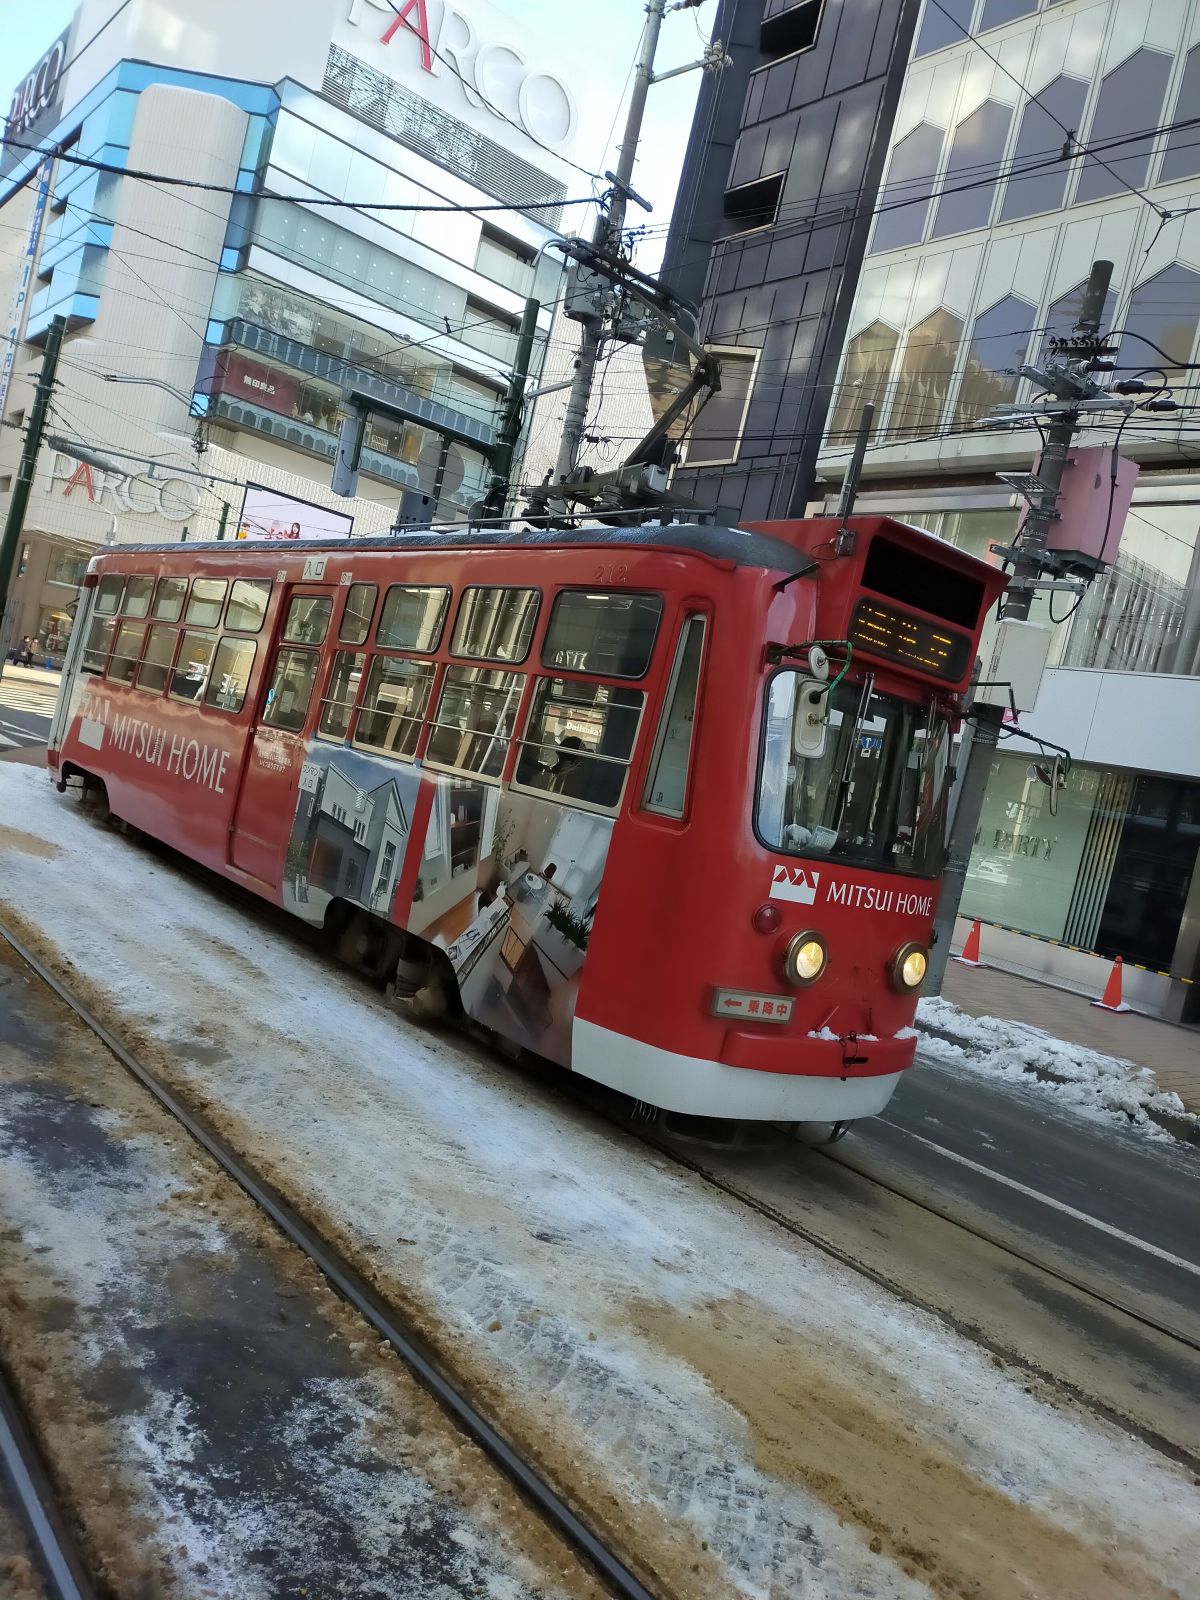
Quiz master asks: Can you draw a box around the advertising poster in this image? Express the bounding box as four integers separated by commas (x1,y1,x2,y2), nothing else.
237,485,354,542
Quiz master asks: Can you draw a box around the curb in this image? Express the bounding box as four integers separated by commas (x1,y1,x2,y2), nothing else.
917,1023,1200,1147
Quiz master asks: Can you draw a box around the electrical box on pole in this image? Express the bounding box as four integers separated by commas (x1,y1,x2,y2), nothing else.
973,619,1053,715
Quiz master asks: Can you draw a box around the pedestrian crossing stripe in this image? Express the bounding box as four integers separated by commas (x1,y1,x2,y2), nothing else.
0,687,57,714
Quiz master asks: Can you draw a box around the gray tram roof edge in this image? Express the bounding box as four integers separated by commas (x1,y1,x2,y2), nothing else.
100,522,818,578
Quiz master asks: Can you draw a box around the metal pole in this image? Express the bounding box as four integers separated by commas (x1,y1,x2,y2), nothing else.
552,0,667,487
1005,260,1113,624
926,706,998,994
837,403,874,520
217,500,229,540
0,313,65,682
925,260,1113,992
482,295,540,518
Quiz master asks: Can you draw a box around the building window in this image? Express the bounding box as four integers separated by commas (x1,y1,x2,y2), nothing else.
474,228,534,296
829,321,900,445
723,172,785,232
760,0,824,58
48,553,88,588
1161,46,1200,183
681,347,759,467
954,295,1035,425
931,100,1013,239
18,543,30,578
999,76,1090,222
888,308,964,437
1117,264,1200,398
868,123,944,254
1075,48,1173,206
979,0,1035,26
913,0,972,59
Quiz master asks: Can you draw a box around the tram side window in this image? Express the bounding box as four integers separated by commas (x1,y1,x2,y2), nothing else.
376,585,448,652
151,576,188,622
185,579,228,627
136,626,179,694
318,650,367,741
452,587,539,663
643,617,706,818
121,576,154,618
543,590,663,678
282,595,333,645
226,579,272,633
515,678,644,811
95,575,124,616
262,647,320,732
80,617,115,674
353,657,436,758
169,631,217,702
340,583,378,645
107,623,146,684
204,638,257,713
426,666,523,778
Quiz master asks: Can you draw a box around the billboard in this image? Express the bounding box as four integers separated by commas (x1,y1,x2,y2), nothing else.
237,485,354,542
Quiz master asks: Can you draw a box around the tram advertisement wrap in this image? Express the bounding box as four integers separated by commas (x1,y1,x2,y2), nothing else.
281,743,611,1066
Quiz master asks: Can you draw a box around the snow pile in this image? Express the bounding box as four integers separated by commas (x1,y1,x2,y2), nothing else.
916,994,1197,1138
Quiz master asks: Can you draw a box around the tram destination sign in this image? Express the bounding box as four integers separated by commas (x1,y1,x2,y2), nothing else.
849,598,970,682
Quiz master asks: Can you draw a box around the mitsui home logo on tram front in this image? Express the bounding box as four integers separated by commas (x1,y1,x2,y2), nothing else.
769,863,935,918
770,865,819,905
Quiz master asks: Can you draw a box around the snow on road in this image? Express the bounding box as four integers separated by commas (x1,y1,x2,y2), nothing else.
1,764,1197,1600
917,994,1197,1140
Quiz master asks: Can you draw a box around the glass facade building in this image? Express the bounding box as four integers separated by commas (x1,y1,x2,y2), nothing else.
810,0,1200,1017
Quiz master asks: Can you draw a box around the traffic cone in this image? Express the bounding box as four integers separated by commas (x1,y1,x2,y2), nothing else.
1092,955,1131,1013
954,918,983,966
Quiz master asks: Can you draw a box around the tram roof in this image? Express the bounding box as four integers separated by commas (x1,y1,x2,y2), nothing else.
106,521,819,577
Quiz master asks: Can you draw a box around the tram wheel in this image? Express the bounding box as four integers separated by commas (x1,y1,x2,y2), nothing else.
79,778,111,826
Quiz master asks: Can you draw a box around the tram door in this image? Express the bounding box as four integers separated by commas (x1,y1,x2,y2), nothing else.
229,585,336,887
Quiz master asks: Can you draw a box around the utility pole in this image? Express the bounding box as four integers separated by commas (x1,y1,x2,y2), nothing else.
480,295,540,519
926,261,1116,994
552,0,668,489
0,313,65,681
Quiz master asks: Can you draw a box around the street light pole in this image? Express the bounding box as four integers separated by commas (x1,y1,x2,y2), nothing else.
0,314,66,680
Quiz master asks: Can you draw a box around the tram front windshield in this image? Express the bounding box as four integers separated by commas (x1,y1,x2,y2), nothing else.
758,672,950,877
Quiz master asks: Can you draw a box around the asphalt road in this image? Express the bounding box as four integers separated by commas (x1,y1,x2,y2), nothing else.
659,1053,1200,1463
0,672,55,750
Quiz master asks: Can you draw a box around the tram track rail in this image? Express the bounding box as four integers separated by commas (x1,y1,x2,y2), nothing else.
0,918,660,1600
0,1354,95,1600
617,1115,1200,1474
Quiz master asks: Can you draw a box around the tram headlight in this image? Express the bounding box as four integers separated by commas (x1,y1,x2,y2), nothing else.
891,942,928,992
783,931,827,987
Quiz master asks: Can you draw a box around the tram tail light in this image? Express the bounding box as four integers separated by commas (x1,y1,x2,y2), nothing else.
783,931,827,987
891,942,928,992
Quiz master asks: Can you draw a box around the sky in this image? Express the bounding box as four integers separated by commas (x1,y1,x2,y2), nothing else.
0,0,713,264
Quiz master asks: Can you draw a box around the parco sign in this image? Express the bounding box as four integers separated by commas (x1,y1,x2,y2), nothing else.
47,452,202,524
345,0,576,151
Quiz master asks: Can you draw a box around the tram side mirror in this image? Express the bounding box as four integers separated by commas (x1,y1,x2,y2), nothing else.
792,679,829,760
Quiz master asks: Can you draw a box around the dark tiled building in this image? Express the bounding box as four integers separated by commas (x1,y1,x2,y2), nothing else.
656,0,921,522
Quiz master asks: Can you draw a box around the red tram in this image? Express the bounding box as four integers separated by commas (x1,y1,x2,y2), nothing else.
48,517,1004,1123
